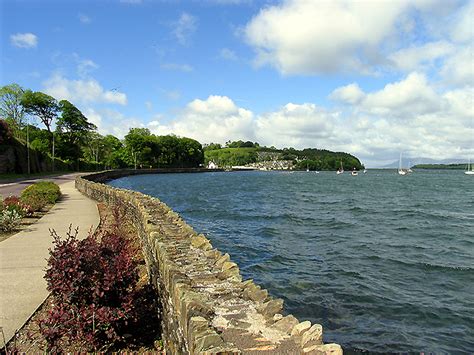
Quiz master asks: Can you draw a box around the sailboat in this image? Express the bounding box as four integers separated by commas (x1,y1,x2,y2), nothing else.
398,153,408,175
465,158,474,175
336,161,344,175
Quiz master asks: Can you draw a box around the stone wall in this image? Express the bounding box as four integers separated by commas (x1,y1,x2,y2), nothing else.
0,138,71,174
76,170,342,355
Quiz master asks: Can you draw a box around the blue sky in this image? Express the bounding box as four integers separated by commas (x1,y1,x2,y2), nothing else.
1,0,473,167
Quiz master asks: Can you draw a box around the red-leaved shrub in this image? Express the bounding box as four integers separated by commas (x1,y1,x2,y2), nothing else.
40,227,138,352
3,195,32,216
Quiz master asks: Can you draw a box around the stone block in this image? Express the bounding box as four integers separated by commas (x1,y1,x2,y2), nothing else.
303,343,343,355
194,332,225,352
215,253,230,268
242,283,268,303
221,261,238,271
258,298,283,318
272,315,299,334
191,234,211,249
301,324,323,347
291,320,312,336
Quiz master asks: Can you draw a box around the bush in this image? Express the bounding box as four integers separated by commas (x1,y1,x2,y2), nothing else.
0,209,22,232
0,119,13,144
20,181,61,211
3,195,31,217
40,227,138,352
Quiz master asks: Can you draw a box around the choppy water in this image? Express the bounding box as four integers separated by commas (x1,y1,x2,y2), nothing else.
109,170,474,353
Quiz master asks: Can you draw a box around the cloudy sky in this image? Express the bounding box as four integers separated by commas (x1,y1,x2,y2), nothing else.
1,0,473,167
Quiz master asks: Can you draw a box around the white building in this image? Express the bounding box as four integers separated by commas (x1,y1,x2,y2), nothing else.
207,161,218,169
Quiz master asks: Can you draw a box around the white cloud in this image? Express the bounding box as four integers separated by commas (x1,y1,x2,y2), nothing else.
173,13,197,45
450,0,474,43
330,83,365,105
75,56,99,77
327,73,474,164
83,108,103,130
147,95,255,143
160,63,194,72
43,73,127,106
219,48,238,61
440,46,474,86
331,72,440,117
255,103,337,148
99,109,144,138
78,13,91,24
361,72,440,116
243,0,454,75
10,33,38,48
389,41,454,71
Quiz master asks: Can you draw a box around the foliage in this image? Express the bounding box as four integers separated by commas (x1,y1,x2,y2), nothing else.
56,100,96,167
205,147,258,167
0,209,22,232
40,227,138,351
124,129,204,168
21,90,60,134
20,181,61,211
83,133,126,169
0,83,25,133
2,195,31,217
0,119,13,144
203,142,222,151
294,154,363,171
226,140,260,148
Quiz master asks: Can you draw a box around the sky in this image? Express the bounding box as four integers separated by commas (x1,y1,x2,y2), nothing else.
1,0,473,167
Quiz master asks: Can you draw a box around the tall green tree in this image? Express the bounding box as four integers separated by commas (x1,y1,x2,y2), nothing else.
21,91,60,135
56,100,96,168
57,100,96,140
0,84,26,135
21,91,60,170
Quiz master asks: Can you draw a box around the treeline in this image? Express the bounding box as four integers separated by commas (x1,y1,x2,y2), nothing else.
0,84,204,173
204,143,364,170
412,164,466,170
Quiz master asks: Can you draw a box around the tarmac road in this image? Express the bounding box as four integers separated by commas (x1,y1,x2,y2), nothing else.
0,173,85,197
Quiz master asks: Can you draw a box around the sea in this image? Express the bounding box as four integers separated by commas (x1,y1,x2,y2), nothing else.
109,169,474,353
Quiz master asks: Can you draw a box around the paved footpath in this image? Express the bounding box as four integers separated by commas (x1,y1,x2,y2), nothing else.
0,177,100,347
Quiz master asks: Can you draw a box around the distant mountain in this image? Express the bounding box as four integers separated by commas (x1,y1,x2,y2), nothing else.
379,157,468,169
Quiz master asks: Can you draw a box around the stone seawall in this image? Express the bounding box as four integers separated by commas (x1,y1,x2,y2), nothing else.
76,170,342,355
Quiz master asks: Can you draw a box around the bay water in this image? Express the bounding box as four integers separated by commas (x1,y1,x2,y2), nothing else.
109,170,473,353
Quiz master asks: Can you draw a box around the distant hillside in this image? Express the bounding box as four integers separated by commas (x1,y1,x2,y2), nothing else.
204,142,363,170
380,157,468,169
412,163,466,170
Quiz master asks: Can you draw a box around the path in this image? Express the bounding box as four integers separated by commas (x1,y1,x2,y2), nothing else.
0,173,85,197
0,178,100,347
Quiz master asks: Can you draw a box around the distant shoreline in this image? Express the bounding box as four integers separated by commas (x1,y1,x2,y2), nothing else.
411,164,466,170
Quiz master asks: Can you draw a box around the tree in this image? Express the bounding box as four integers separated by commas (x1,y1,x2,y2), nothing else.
57,100,96,139
21,91,60,135
56,100,96,168
124,128,153,167
0,84,26,135
21,91,60,171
